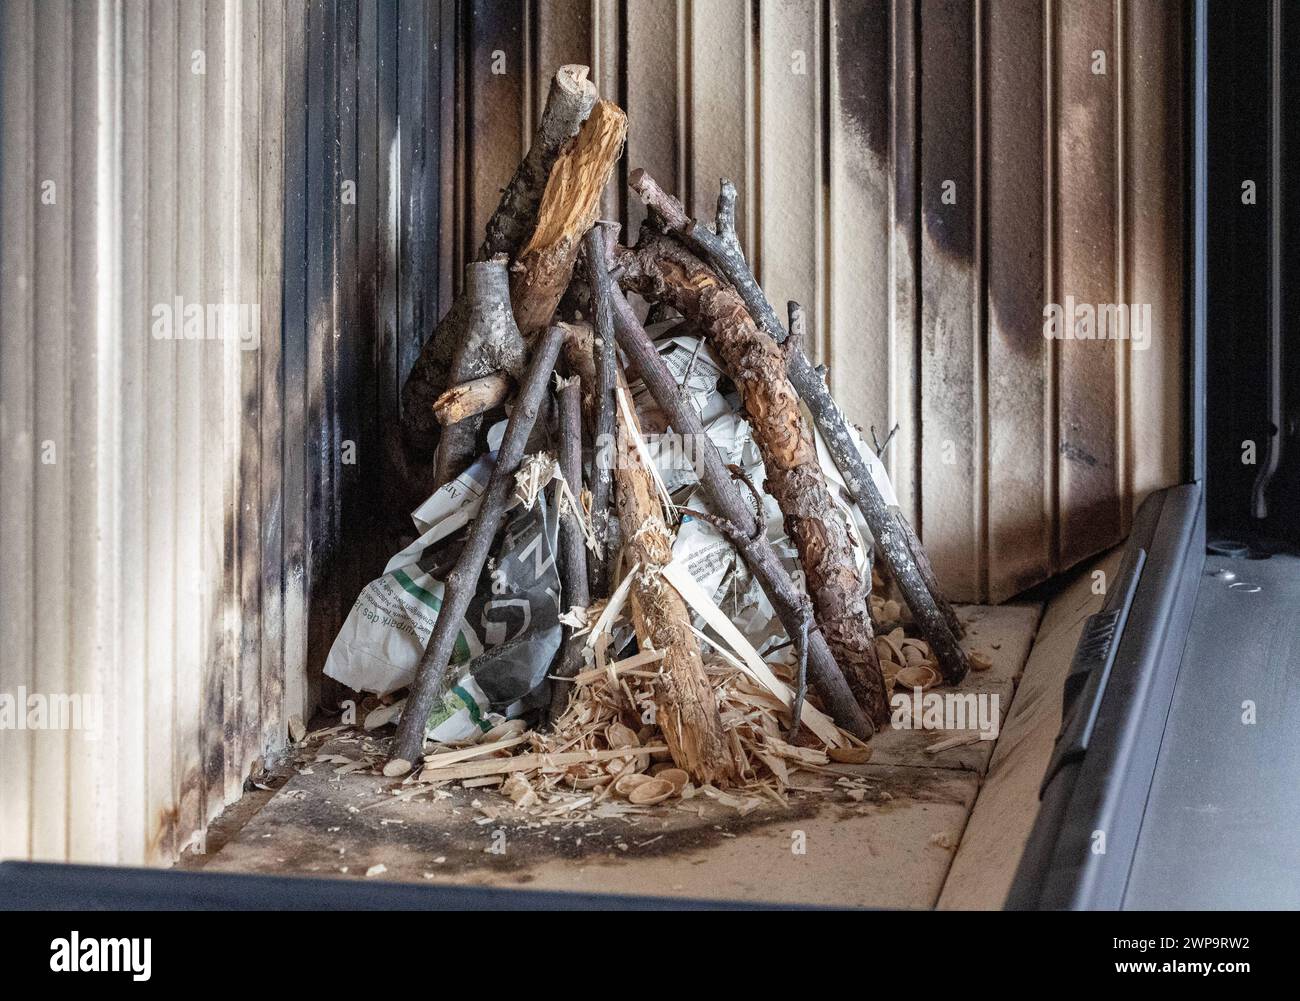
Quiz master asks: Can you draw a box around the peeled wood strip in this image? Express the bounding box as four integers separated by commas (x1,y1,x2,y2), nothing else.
421,735,529,767
569,647,667,687
421,745,671,783
510,101,628,337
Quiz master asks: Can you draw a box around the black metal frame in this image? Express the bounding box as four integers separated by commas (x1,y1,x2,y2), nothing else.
1009,0,1296,909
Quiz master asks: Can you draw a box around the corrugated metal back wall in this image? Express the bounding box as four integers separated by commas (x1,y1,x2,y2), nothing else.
462,0,1186,604
0,0,453,865
0,0,1184,865
0,0,310,864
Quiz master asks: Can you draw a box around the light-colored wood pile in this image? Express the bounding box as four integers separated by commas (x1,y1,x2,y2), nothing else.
403,652,872,821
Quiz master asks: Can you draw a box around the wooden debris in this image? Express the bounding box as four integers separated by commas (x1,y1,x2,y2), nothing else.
420,745,672,783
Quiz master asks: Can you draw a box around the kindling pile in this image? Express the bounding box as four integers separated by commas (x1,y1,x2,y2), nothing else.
324,65,973,807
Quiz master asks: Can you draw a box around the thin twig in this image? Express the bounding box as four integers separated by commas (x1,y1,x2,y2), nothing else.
872,422,900,458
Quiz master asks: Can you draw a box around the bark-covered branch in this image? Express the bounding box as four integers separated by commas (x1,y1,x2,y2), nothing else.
547,375,591,722
631,170,968,685
390,324,568,768
584,223,620,598
433,259,527,488
610,291,873,739
616,232,890,725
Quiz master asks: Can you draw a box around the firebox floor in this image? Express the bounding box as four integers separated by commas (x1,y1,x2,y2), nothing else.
185,603,1045,908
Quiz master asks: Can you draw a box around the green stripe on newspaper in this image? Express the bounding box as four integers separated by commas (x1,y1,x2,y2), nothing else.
392,569,471,663
453,684,492,732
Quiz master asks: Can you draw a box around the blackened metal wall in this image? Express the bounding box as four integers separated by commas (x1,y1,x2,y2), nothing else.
455,0,1187,603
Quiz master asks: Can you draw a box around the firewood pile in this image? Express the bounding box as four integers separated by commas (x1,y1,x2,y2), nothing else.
326,66,972,815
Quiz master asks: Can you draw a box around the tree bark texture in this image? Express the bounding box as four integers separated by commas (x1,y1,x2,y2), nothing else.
433,258,527,488
547,376,591,722
629,169,967,685
617,234,889,726
610,291,873,739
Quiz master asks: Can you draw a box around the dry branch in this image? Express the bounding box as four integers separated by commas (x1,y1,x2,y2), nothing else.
785,303,969,684
401,65,598,450
390,324,568,768
617,232,889,725
612,363,740,784
585,222,620,598
547,375,591,722
480,66,599,262
509,102,628,337
630,169,968,686
610,292,873,739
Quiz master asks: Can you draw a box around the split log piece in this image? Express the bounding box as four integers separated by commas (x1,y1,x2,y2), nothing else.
432,371,513,427
611,359,740,784
509,101,628,337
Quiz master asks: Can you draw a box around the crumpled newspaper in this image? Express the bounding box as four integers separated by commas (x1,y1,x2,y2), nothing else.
324,450,563,739
631,333,900,660
326,328,900,738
